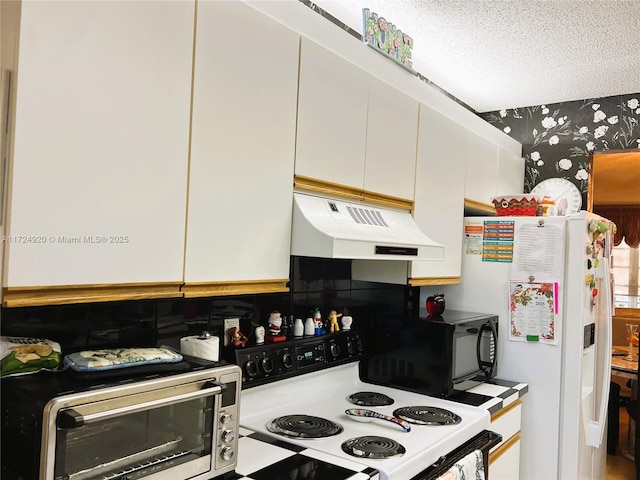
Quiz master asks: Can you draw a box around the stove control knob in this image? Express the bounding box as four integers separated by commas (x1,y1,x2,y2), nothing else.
355,335,364,353
244,360,258,378
221,428,235,444
260,357,274,374
346,339,355,355
220,446,234,462
220,412,233,424
282,352,293,369
330,342,340,359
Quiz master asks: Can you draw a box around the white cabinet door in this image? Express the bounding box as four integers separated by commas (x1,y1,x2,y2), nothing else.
497,148,525,195
184,1,298,288
465,131,499,204
6,1,194,287
489,437,521,480
488,401,522,480
410,105,466,281
295,38,369,190
365,76,419,200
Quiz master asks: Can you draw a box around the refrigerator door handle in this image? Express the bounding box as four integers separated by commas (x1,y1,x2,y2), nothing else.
583,257,613,448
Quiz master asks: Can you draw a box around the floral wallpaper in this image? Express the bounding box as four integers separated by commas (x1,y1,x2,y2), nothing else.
480,93,640,205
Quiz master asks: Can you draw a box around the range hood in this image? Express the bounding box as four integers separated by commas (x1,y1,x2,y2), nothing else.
291,192,444,261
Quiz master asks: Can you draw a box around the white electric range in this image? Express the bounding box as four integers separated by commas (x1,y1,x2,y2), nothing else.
234,332,497,480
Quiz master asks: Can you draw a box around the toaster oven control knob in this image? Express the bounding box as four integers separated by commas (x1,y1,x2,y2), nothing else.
356,335,364,353
220,446,235,461
244,360,258,378
220,412,234,424
282,352,293,369
260,357,274,374
221,428,235,444
330,342,340,359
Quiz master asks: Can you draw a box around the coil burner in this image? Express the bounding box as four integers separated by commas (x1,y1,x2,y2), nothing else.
347,391,394,407
266,415,344,439
392,406,462,426
341,436,406,459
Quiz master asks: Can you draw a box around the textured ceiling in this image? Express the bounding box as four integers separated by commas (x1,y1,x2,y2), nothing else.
312,0,640,112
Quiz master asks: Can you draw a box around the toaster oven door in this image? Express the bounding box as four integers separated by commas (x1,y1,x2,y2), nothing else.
42,378,232,480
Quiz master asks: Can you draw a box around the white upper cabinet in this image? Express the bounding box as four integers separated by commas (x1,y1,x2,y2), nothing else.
184,1,299,289
410,105,467,281
464,131,500,204
497,148,525,195
295,38,369,191
365,76,419,200
6,1,194,288
295,39,419,201
465,132,524,207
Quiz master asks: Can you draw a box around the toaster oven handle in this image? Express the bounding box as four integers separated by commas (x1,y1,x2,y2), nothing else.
58,381,226,428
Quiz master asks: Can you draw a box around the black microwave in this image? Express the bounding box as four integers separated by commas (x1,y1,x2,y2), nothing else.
359,310,498,398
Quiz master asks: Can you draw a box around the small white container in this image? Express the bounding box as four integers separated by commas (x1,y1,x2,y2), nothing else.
293,318,304,338
304,318,315,336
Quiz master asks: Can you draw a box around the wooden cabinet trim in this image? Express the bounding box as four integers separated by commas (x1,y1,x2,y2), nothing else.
464,198,496,215
489,432,520,465
490,399,522,422
294,175,413,211
3,282,183,307
362,191,413,211
409,276,461,286
182,279,290,298
2,279,292,306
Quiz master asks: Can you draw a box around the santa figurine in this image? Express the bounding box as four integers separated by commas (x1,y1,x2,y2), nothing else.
266,311,287,343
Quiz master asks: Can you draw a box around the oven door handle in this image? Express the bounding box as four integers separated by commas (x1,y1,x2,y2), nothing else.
58,381,226,428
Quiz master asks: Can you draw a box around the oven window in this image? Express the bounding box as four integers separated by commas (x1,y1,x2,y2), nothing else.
54,395,213,479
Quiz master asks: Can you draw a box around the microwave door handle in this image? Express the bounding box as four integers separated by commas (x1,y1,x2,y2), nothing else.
58,381,225,428
476,324,497,377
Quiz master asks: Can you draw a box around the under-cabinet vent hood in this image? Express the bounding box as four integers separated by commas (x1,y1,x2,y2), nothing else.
291,193,444,261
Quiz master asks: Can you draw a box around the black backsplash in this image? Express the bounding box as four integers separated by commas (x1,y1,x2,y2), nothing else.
0,257,411,355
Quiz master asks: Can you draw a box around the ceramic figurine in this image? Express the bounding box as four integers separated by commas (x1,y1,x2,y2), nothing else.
266,311,287,343
341,315,353,330
313,308,326,335
255,325,265,345
228,327,248,348
328,310,342,333
426,294,446,316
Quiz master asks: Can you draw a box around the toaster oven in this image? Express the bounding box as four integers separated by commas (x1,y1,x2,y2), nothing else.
1,359,241,480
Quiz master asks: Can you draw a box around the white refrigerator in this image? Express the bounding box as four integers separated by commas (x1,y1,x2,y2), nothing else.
434,211,614,480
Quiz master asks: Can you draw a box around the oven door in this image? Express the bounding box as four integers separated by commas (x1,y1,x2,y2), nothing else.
41,378,228,480
410,430,502,480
